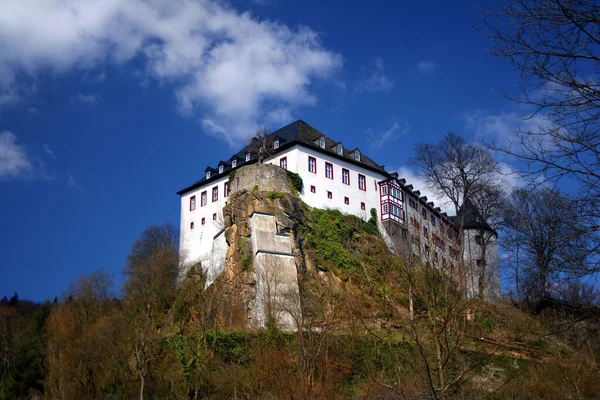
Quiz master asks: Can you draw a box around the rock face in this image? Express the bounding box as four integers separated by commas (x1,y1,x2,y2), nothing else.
212,164,304,330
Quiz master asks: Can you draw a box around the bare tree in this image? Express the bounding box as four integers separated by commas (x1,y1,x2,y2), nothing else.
248,127,274,164
412,133,501,216
122,223,179,400
412,133,504,298
503,187,592,307
478,0,600,270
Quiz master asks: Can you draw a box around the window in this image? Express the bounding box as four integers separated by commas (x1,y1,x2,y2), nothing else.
206,171,211,179
232,159,237,168
280,157,287,170
224,182,229,197
213,213,217,221
342,168,350,185
358,174,366,191
274,140,279,149
201,191,207,206
327,191,332,199
310,185,316,193
431,215,436,227
383,203,389,214
421,208,427,219
219,165,224,174
190,222,194,229
212,186,218,202
201,217,206,225
246,153,251,162
381,185,388,196
391,204,403,218
190,196,196,211
409,198,418,209
475,235,483,245
390,186,402,200
319,138,325,148
308,156,317,173
354,152,361,161
361,202,366,210
325,162,333,179
423,227,429,238
476,259,482,267
344,196,349,205
337,145,343,155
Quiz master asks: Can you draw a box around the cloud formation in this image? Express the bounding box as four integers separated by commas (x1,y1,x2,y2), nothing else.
69,94,102,105
67,173,84,190
0,131,32,179
416,61,436,75
355,57,394,93
0,0,342,145
367,120,410,149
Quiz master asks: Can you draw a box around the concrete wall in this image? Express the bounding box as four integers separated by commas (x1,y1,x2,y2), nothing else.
249,212,300,331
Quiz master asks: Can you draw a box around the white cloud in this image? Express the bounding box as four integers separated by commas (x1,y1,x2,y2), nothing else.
0,131,32,179
367,120,410,149
69,93,102,105
67,173,83,190
0,0,342,145
396,166,454,215
355,57,394,93
43,144,55,158
416,61,436,75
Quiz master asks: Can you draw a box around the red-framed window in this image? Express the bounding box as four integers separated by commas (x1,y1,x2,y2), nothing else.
201,191,207,206
325,162,333,179
190,196,196,211
342,168,350,185
358,174,366,191
310,185,316,193
308,156,317,173
280,157,287,170
344,196,349,205
361,202,366,210
190,222,194,229
327,191,332,199
212,187,218,202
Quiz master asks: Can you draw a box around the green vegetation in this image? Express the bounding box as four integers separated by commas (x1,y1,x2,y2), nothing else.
286,170,303,194
228,169,236,181
252,184,259,192
266,190,285,199
240,236,252,271
302,208,381,275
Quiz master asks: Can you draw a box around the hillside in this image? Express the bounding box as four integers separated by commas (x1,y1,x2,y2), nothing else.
2,171,599,398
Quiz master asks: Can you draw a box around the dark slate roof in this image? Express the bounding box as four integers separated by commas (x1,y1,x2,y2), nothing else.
449,199,496,233
177,119,389,195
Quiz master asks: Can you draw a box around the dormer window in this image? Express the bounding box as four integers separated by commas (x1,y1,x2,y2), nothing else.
274,140,279,149
319,138,325,149
206,171,211,179
354,152,361,161
219,165,224,174
246,153,251,162
337,145,343,155
232,159,237,168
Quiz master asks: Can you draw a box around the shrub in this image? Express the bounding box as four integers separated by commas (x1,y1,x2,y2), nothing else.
266,191,285,199
286,171,303,194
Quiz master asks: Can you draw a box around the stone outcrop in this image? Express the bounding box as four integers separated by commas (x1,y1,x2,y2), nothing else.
211,164,305,330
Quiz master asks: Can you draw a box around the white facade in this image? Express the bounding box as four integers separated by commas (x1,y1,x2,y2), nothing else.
177,122,499,299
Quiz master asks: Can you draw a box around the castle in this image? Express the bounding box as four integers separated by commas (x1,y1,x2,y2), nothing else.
177,120,500,306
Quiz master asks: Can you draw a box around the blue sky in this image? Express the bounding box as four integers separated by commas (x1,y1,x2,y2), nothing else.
0,0,528,301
